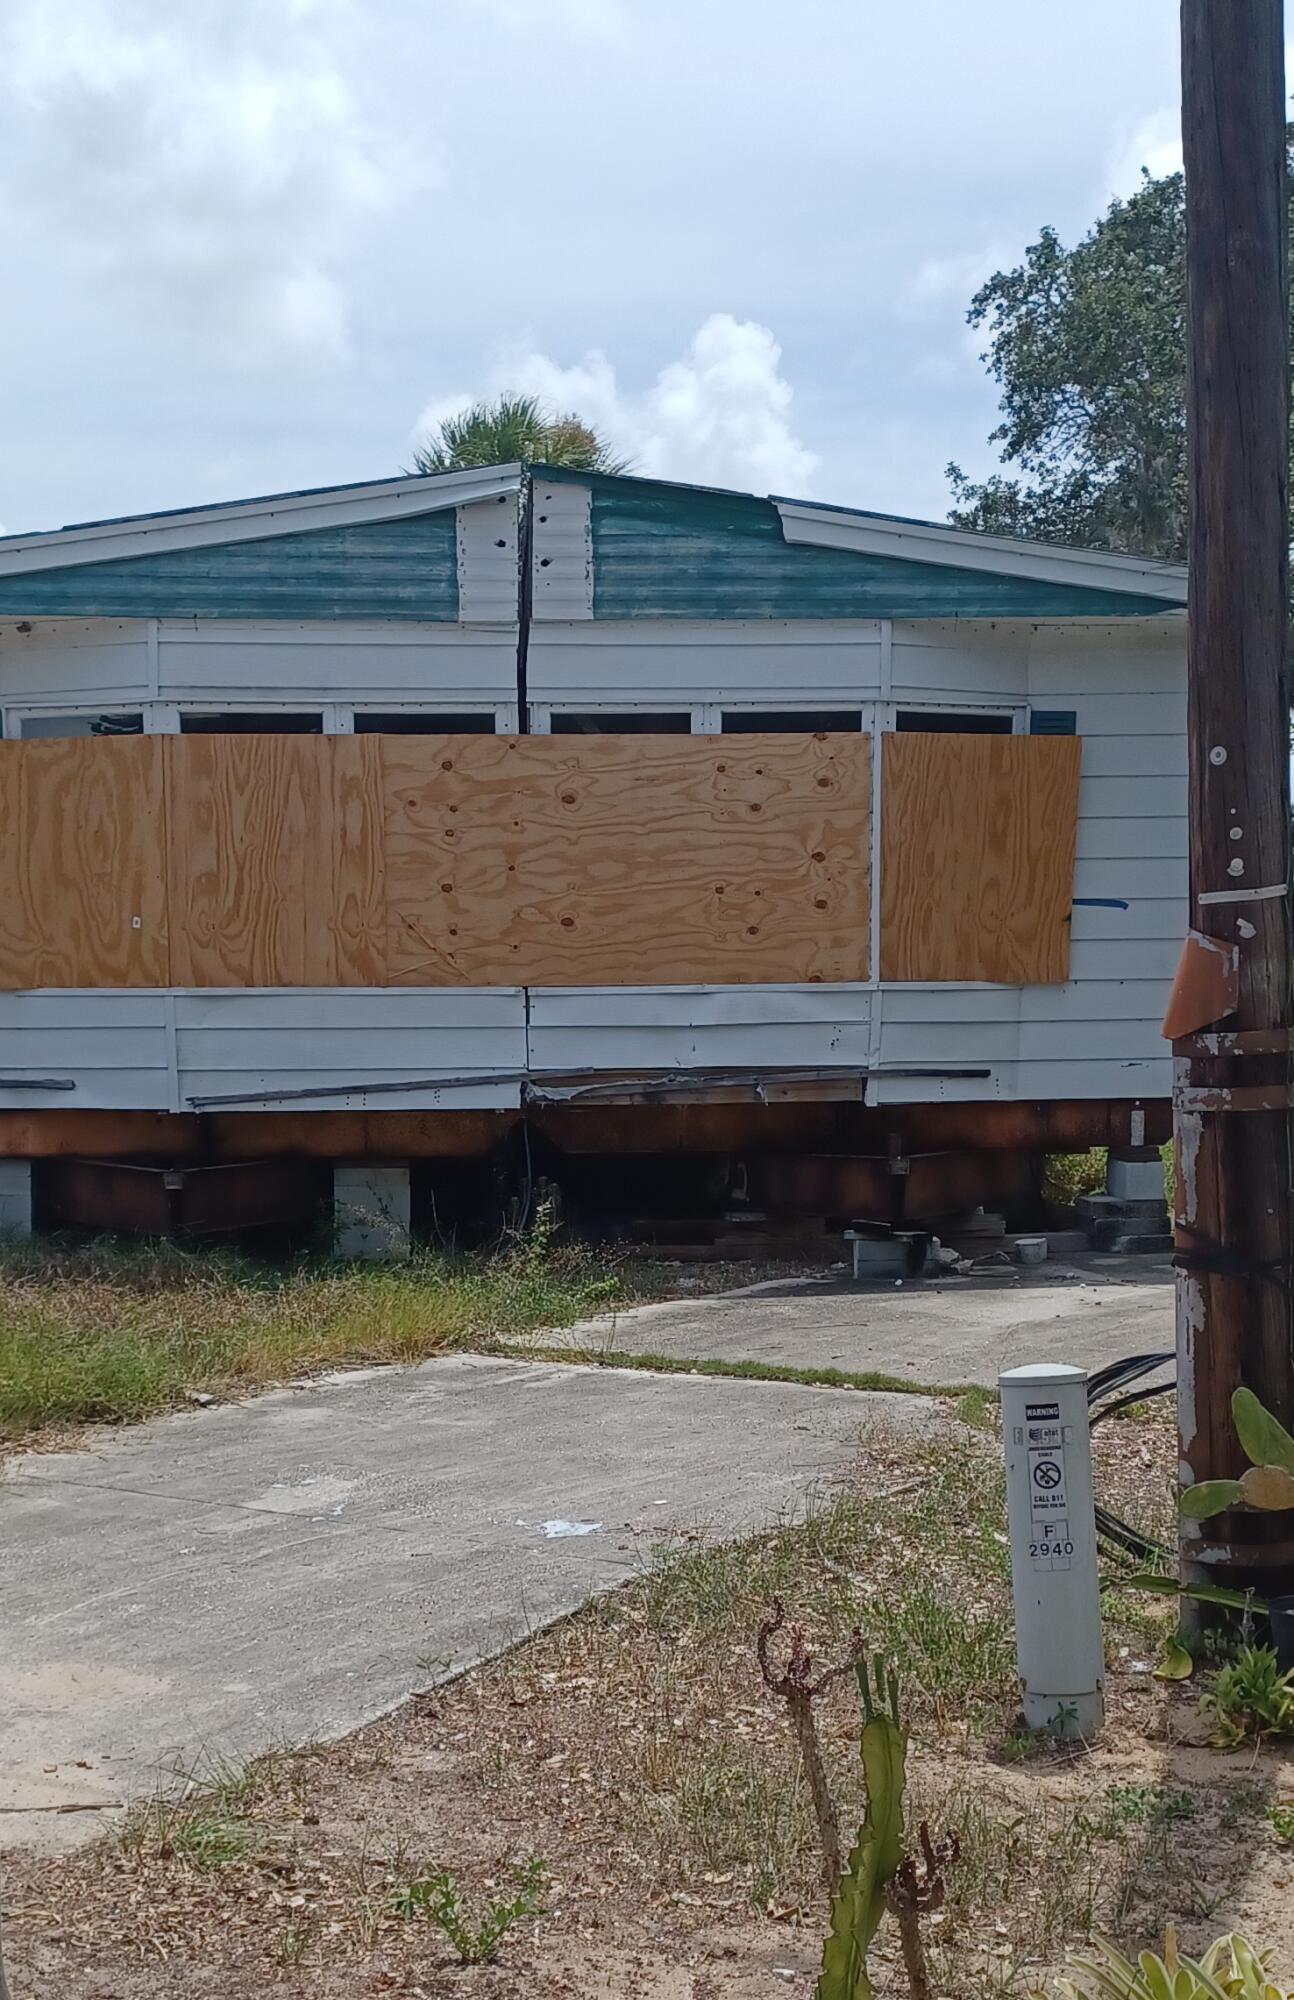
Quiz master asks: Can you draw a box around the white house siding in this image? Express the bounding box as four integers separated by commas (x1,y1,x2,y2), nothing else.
526,984,873,1077
0,619,153,710
526,619,885,710
0,991,526,1113
0,991,171,1110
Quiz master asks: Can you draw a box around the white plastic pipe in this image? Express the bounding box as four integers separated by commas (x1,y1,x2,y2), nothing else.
999,1362,1104,1738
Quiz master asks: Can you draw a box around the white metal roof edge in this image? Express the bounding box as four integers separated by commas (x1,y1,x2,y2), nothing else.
0,465,524,579
774,501,1189,603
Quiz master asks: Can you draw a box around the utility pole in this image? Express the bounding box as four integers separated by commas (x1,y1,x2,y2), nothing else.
1177,0,1294,1599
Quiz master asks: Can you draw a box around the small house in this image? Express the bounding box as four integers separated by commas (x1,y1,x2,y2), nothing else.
0,465,1186,1249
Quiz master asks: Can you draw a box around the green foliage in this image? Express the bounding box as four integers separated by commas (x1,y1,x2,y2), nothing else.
1178,1388,1294,1521
1181,1480,1245,1520
816,1658,907,2000
410,392,628,475
1200,1646,1294,1748
391,1858,545,1965
948,143,1294,560
1124,1573,1266,1617
1044,1149,1108,1207
1232,1389,1294,1479
1039,1928,1292,2000
1267,1802,1294,1843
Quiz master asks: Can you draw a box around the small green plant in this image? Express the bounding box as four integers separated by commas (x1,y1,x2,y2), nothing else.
391,1858,545,1966
1087,1782,1197,1837
1220,1785,1266,1829
1200,1646,1294,1747
997,1722,1048,1764
1266,1802,1294,1843
1037,1927,1292,1999
121,1802,253,1868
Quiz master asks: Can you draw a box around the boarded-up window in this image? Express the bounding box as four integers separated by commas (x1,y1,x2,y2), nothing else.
879,733,1080,984
384,732,871,987
0,737,170,986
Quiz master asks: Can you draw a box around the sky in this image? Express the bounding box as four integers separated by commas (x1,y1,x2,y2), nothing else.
0,0,1188,535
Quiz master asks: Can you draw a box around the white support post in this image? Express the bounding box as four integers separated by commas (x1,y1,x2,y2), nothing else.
332,1163,412,1260
0,1161,34,1239
999,1362,1104,1739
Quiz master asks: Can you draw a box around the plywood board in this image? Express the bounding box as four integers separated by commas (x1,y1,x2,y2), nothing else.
879,734,1080,983
167,735,385,986
0,737,170,988
384,733,871,987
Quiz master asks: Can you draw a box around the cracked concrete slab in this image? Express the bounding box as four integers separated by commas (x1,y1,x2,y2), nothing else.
0,1353,937,1852
514,1256,1175,1388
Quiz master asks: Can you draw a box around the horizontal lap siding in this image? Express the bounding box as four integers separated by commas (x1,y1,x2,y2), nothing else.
176,987,525,1109
0,989,527,1112
526,984,872,1072
0,513,461,621
891,624,1028,700
0,621,151,704
585,482,1171,620
1017,631,1183,1097
528,621,883,706
158,624,517,703
0,991,170,1109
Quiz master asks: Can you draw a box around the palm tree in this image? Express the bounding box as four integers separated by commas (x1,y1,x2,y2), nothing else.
411,392,628,475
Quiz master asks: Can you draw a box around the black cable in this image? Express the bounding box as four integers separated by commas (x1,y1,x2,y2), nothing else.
1085,1350,1176,1565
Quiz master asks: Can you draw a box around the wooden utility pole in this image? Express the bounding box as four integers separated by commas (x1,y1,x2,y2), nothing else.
1177,0,1294,1597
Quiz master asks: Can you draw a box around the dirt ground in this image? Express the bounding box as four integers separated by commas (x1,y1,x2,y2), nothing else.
6,1399,1294,2000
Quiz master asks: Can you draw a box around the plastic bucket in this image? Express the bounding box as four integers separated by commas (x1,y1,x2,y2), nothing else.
1268,1595,1294,1675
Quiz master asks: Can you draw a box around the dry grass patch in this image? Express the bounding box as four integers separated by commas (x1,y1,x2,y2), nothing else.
7,1402,1293,1999
0,1231,629,1443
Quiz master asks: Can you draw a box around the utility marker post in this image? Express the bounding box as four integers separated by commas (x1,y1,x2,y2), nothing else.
1178,0,1294,1601
1000,1364,1104,1739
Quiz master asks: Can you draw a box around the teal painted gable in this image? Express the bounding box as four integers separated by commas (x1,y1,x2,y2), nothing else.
0,509,460,620
585,479,1172,621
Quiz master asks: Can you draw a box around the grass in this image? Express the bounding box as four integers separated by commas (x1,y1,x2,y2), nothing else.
527,1341,984,1401
0,1230,626,1443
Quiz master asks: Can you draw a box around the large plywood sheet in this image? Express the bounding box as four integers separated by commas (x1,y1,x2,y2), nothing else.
0,737,170,987
384,733,871,987
879,734,1080,984
167,735,385,986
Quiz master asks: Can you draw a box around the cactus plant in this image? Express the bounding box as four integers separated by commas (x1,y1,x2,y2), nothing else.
816,1657,907,2000
1181,1389,1294,1519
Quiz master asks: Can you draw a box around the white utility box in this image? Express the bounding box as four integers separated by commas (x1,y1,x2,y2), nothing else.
999,1362,1104,1739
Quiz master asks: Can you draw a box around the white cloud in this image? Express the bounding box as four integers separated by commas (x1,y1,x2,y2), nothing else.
414,314,820,495
1106,108,1182,196
903,241,1015,316
0,0,423,365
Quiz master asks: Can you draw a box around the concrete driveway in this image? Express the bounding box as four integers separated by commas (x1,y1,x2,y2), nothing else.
540,1256,1176,1388
0,1354,934,1850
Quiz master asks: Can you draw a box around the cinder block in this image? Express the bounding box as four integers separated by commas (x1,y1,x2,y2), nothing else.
333,1164,411,1260
1107,1154,1167,1203
0,1160,33,1239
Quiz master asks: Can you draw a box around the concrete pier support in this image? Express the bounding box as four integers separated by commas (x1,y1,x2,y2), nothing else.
0,1161,33,1239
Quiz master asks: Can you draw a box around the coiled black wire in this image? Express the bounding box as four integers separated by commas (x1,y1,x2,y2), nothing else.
1086,1349,1176,1564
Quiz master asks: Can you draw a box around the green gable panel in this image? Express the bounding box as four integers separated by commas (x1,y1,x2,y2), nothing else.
588,482,1170,620
0,509,460,620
